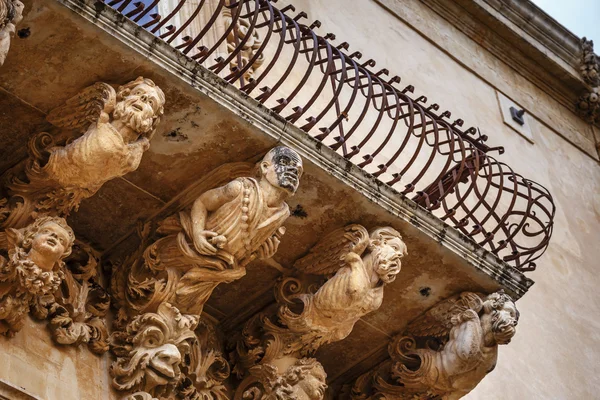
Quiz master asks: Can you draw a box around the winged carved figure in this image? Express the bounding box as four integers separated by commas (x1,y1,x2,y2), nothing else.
279,224,407,354
351,291,519,400
1,77,165,228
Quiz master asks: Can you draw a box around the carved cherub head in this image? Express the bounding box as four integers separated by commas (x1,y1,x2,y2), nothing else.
110,303,199,395
287,358,328,400
113,77,166,140
258,146,303,196
368,227,407,284
481,291,519,346
3,216,74,294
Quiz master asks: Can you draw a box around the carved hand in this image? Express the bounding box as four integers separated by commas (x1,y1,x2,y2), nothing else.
257,235,281,260
193,230,220,255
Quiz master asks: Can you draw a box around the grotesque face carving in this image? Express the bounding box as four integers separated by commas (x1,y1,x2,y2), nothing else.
113,77,166,137
369,227,407,284
28,220,73,272
110,303,199,394
260,147,303,195
482,291,519,345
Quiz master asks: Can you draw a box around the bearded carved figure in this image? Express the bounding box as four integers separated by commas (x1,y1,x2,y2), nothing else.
110,303,199,398
0,0,24,66
351,291,519,400
121,146,303,316
0,77,165,229
0,216,74,336
235,358,327,400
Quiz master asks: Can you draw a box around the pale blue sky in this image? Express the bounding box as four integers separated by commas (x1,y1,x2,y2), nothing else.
531,0,600,43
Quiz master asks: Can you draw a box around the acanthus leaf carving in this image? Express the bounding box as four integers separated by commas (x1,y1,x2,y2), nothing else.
44,243,110,354
110,302,200,397
350,290,519,400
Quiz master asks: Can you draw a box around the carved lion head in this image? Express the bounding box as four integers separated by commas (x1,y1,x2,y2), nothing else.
110,303,199,395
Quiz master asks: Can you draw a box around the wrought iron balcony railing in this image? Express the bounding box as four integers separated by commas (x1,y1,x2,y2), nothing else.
103,0,555,272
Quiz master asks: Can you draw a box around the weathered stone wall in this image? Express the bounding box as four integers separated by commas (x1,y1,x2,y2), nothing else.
275,0,600,398
0,316,114,400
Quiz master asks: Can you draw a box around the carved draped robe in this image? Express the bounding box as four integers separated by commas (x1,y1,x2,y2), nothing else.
45,121,144,193
144,177,289,315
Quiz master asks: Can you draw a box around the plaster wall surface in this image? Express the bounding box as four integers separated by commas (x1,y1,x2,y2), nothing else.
270,0,600,398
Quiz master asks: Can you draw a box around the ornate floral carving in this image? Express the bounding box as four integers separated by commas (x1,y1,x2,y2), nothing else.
223,4,264,81
110,303,199,398
0,0,23,66
44,243,110,354
350,291,519,400
235,358,327,400
580,37,600,86
119,146,303,317
0,77,165,229
0,216,74,336
577,38,600,124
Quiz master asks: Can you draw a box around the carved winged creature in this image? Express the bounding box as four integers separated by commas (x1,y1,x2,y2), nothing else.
280,225,407,353
352,291,519,400
1,77,165,228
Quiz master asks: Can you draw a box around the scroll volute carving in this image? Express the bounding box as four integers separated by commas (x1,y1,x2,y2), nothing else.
350,291,519,400
0,0,24,66
0,216,74,336
0,76,166,229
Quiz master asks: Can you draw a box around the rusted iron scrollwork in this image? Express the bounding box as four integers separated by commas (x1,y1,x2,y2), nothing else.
105,0,555,272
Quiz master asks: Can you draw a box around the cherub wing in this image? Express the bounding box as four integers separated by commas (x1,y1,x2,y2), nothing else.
405,292,484,339
46,82,117,133
293,224,370,275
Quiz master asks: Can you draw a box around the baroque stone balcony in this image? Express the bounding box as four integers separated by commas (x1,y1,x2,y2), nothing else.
0,0,556,399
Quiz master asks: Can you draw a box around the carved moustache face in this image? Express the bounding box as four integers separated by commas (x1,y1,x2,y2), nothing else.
264,148,303,194
30,222,71,271
114,83,163,135
490,302,518,345
375,237,405,284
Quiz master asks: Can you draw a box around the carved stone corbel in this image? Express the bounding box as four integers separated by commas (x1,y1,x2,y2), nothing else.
0,77,166,229
0,216,74,336
349,290,519,400
231,225,407,400
0,0,24,66
113,146,303,318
